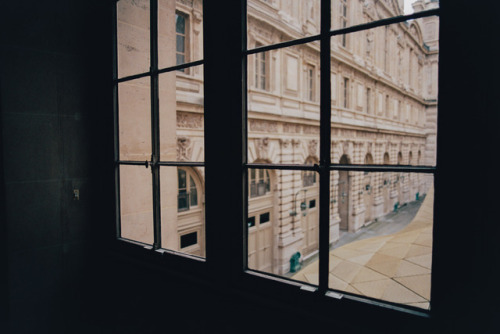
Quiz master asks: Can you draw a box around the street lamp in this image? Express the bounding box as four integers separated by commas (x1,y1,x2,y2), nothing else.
289,189,308,217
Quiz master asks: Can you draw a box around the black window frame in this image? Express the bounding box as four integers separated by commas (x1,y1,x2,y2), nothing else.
111,0,449,328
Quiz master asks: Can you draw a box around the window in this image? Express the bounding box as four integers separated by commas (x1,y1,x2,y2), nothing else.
114,0,440,319
343,77,349,109
254,42,268,90
114,0,205,257
249,168,271,198
366,87,371,114
177,168,199,211
306,64,315,101
176,11,188,70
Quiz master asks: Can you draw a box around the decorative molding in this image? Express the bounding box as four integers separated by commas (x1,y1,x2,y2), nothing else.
291,139,301,148
283,123,301,134
177,137,192,161
177,0,193,7
249,119,278,133
177,112,203,128
308,139,318,157
255,137,270,160
280,138,291,148
303,125,319,134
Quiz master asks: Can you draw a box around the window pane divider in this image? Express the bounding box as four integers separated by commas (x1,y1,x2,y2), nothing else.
246,163,319,171
329,8,440,37
150,0,161,251
318,0,332,295
112,0,121,240
157,60,204,74
115,60,204,84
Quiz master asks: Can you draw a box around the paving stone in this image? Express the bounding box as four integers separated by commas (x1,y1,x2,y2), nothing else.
331,260,363,284
381,280,427,304
351,266,388,283
394,260,431,277
406,253,432,269
352,279,392,299
394,274,431,300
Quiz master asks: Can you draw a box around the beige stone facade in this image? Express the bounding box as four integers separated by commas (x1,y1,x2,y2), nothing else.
117,0,438,275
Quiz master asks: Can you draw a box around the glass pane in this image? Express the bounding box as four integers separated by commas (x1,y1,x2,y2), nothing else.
325,171,433,309
158,0,203,69
330,0,439,31
180,232,198,249
178,169,186,189
247,0,320,49
161,166,205,258
190,176,198,207
159,64,204,162
331,19,439,166
248,42,320,165
248,169,319,286
248,216,256,228
118,77,151,161
117,0,150,78
119,165,154,245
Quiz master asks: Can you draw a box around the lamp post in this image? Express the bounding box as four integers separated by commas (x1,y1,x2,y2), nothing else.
289,189,308,217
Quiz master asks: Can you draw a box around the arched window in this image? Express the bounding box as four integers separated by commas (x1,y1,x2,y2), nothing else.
178,168,199,212
250,168,271,198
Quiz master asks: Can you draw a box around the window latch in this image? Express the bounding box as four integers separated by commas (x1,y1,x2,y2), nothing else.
145,155,158,169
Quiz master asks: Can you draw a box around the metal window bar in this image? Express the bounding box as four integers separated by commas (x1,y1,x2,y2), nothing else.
150,0,162,250
318,0,332,295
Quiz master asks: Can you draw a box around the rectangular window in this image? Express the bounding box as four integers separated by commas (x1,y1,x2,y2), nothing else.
180,231,198,249
114,0,205,258
114,0,440,317
343,77,349,109
366,87,371,114
306,64,315,101
245,0,439,312
176,11,188,69
254,43,268,90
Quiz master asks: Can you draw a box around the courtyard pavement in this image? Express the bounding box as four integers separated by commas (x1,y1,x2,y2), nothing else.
291,187,434,310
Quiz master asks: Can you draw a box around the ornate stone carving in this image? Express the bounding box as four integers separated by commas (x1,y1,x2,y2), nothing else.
255,137,269,160
292,139,301,148
303,125,319,134
177,112,203,128
177,0,193,7
250,120,278,133
308,139,318,157
280,138,291,148
283,123,301,134
177,137,192,161
363,0,376,18
366,30,374,56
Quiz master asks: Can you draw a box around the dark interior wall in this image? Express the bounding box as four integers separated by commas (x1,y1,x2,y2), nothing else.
0,1,111,333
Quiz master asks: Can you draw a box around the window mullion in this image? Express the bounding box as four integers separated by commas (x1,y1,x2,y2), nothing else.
112,0,121,240
150,0,161,250
318,0,332,295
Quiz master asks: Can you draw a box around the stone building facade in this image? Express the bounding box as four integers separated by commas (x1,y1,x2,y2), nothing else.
117,0,438,275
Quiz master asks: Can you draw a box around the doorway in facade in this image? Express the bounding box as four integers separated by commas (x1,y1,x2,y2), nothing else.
383,153,391,213
363,154,374,224
248,168,274,273
338,155,351,231
301,162,319,258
